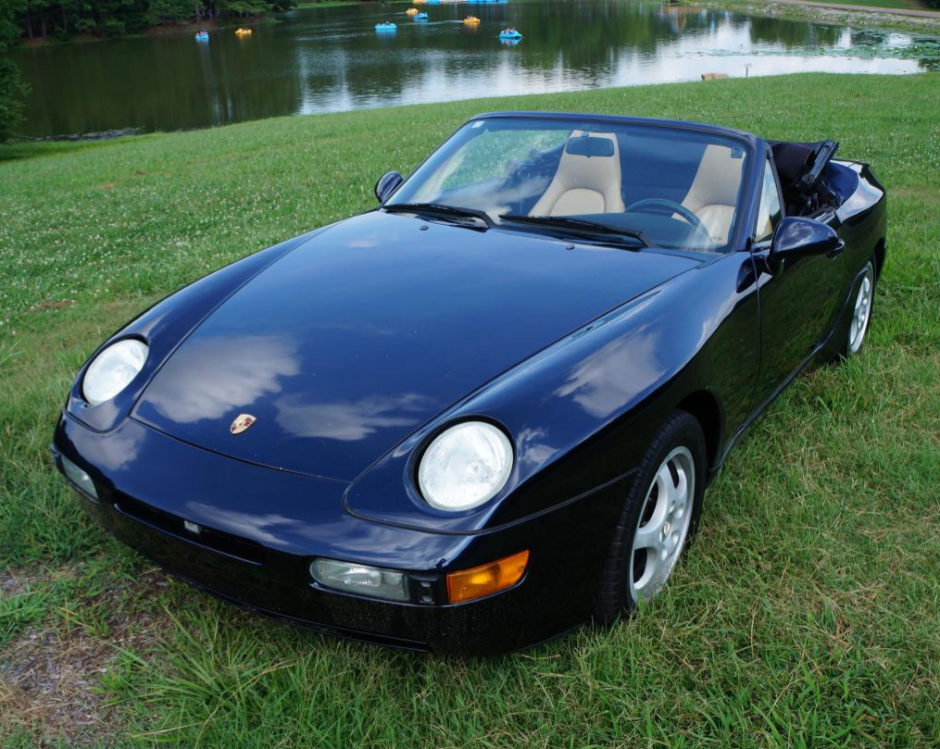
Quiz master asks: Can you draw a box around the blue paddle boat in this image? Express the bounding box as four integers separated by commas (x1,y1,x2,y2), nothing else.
375,21,397,32
194,30,209,42
499,27,522,40
414,11,429,20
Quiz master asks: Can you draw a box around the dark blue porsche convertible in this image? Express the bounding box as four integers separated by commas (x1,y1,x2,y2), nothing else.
52,113,886,653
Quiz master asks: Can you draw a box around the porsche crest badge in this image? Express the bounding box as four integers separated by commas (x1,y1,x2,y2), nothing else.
230,413,257,435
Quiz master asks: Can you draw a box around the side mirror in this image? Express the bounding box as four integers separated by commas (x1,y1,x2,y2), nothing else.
769,216,842,266
374,171,404,204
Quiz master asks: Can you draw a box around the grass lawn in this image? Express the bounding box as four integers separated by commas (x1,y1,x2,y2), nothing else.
807,0,934,10
695,0,940,33
1,72,939,746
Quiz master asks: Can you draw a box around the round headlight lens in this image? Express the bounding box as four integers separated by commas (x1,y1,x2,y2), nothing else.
418,421,513,512
82,339,149,406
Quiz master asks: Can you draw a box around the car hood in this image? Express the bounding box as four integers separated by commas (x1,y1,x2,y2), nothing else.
132,211,697,480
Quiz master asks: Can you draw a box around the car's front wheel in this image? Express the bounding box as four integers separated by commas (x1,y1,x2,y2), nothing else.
594,411,706,624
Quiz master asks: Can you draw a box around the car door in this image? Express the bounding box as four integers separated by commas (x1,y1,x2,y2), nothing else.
752,156,844,399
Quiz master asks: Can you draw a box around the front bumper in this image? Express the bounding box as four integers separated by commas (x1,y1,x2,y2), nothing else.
53,414,629,654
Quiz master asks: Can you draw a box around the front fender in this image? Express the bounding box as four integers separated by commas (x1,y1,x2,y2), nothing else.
64,226,335,433
345,251,760,534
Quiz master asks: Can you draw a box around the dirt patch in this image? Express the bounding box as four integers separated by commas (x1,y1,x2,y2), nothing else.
145,20,219,37
2,567,40,598
0,567,170,745
27,299,75,314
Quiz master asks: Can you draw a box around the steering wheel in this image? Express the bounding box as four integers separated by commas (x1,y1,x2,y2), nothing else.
625,198,709,237
504,162,535,189
504,149,554,190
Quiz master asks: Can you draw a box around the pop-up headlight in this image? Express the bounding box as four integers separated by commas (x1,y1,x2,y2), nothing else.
82,338,148,406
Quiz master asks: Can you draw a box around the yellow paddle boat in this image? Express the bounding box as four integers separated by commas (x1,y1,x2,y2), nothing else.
234,27,252,37
464,15,480,25
406,7,419,15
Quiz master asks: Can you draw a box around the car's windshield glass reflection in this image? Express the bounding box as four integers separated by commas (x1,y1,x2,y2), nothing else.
387,117,751,252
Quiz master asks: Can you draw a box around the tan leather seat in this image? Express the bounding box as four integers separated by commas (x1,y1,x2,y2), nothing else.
681,144,743,244
530,131,625,216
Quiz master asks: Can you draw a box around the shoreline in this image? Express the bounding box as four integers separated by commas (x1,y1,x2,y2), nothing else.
688,0,940,33
17,0,940,47
14,1,392,47
774,0,940,19
9,65,933,143
17,18,262,47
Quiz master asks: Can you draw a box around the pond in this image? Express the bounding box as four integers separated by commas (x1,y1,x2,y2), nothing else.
13,0,940,137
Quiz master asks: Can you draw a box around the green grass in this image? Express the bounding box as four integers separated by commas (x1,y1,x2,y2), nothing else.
806,0,932,10
694,0,940,34
1,72,939,746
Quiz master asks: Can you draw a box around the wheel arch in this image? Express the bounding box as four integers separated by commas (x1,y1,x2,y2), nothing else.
872,236,886,280
675,390,722,474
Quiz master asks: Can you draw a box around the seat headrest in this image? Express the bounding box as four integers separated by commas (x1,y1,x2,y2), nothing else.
530,130,624,216
683,144,744,212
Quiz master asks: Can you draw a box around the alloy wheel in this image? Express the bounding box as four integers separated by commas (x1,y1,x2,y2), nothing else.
849,264,875,354
629,446,695,602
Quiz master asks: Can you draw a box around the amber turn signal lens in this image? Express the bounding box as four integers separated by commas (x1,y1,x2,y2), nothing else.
446,550,530,604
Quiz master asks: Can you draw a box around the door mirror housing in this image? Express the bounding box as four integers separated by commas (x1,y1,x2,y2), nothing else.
769,216,842,265
375,171,404,204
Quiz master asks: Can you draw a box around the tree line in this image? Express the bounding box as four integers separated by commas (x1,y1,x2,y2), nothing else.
16,0,296,40
1,0,27,140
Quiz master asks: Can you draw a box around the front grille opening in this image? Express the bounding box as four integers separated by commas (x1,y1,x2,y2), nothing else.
115,493,265,565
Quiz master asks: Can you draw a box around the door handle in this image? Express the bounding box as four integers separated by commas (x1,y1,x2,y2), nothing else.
828,239,845,258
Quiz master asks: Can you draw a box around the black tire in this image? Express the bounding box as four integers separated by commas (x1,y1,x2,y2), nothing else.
593,410,706,624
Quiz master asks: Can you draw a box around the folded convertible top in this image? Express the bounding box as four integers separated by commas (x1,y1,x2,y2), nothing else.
770,139,839,193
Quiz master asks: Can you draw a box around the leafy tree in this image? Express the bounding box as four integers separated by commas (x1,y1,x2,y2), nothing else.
146,0,198,25
220,1,270,16
14,0,297,37
0,0,28,140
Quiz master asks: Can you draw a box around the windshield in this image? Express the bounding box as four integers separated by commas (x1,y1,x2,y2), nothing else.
387,117,751,252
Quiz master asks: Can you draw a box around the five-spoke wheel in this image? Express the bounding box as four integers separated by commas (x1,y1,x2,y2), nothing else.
594,411,706,622
831,258,878,361
848,262,875,355
629,446,695,602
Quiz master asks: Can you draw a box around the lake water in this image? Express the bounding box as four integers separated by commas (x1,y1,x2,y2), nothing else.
14,0,939,137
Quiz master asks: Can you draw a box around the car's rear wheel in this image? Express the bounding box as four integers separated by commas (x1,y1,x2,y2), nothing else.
594,411,706,624
826,258,878,365
847,261,876,355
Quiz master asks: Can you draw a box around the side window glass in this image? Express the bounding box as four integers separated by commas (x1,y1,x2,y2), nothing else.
755,159,782,242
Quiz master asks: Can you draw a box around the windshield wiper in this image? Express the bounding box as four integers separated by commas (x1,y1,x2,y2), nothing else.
499,214,649,249
384,202,493,229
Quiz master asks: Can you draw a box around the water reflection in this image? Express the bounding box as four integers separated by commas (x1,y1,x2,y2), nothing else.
13,0,933,136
